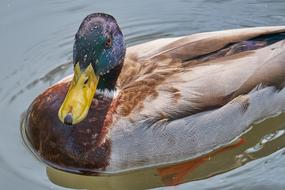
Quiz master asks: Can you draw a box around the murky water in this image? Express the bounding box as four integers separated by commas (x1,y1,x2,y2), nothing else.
1,0,285,189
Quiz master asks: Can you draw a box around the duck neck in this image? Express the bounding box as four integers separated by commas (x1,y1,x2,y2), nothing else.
97,62,123,92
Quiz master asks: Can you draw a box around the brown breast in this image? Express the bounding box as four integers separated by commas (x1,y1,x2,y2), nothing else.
24,81,113,174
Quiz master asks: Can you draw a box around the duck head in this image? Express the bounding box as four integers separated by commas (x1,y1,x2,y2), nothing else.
58,13,126,125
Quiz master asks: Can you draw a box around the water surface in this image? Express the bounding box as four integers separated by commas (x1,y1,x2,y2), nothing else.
1,0,285,189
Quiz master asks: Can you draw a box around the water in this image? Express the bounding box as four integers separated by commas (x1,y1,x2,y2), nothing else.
1,0,285,189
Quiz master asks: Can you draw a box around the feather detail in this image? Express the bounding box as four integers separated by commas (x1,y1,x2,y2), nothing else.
112,27,285,124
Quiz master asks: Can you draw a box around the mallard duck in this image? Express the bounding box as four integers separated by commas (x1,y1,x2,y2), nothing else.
23,13,285,174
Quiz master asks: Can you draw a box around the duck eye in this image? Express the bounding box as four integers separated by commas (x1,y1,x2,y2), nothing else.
105,36,112,48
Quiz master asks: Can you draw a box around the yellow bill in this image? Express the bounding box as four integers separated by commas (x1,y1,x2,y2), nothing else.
58,64,99,125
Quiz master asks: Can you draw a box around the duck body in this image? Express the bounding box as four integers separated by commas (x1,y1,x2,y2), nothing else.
24,14,285,174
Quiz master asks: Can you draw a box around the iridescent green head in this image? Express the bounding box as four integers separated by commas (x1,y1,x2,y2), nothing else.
74,13,126,76
59,13,126,125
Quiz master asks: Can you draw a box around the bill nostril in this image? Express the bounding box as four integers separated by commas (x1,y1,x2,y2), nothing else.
64,113,73,125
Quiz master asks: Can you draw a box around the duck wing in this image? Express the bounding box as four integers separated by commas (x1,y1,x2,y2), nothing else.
116,26,285,121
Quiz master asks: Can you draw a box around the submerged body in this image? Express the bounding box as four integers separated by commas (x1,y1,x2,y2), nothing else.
24,14,285,174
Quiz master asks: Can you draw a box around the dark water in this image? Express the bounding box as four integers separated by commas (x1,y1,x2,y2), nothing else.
1,0,285,189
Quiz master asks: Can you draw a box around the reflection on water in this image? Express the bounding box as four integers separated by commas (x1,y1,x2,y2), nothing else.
0,0,285,189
